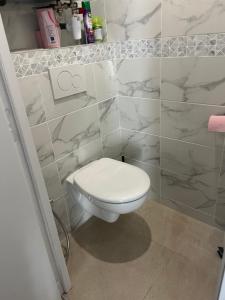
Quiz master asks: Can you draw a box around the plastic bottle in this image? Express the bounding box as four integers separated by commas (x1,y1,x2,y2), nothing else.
71,9,82,43
36,7,61,49
82,1,95,44
92,16,103,42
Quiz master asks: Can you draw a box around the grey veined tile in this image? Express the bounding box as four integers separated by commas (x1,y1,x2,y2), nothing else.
162,0,225,36
102,129,122,159
105,0,161,41
48,105,100,160
31,123,54,168
161,169,216,218
160,138,218,215
119,96,160,135
160,137,217,176
98,98,120,136
93,61,117,101
161,57,225,105
161,101,225,147
19,75,46,126
121,129,160,167
116,58,160,99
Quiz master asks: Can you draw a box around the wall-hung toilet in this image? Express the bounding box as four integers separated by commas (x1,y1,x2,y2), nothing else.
66,158,150,224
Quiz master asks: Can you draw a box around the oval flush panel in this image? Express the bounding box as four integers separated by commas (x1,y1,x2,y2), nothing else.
49,64,86,100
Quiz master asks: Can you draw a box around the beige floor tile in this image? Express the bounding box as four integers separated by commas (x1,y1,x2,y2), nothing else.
144,250,218,300
68,214,173,300
138,201,224,263
67,201,223,300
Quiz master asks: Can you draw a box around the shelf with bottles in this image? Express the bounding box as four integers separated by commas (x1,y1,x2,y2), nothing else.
0,0,107,52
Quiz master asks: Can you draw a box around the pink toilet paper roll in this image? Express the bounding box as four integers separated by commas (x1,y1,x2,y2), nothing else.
208,115,225,132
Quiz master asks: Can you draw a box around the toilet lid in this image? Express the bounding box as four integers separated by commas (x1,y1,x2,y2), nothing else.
69,158,150,204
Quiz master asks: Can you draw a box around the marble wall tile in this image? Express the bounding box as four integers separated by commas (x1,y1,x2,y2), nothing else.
57,138,102,184
161,169,216,217
160,137,217,176
121,129,160,167
102,129,122,159
161,101,225,148
215,145,225,228
115,58,160,99
119,96,160,135
161,57,225,105
126,159,160,201
48,105,100,160
162,0,225,37
93,61,117,101
31,124,54,168
19,76,46,126
42,163,64,201
215,180,225,229
98,98,120,136
105,0,161,41
160,138,218,215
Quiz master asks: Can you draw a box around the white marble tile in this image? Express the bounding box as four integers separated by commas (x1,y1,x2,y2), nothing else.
98,98,120,136
121,129,160,167
57,138,102,184
102,129,122,159
31,124,54,168
93,61,117,102
161,169,216,217
42,163,64,201
160,138,218,215
48,105,100,160
116,58,160,99
19,76,46,126
162,0,225,37
160,137,217,176
161,101,225,147
127,159,160,200
105,0,161,41
161,57,225,105
119,96,160,135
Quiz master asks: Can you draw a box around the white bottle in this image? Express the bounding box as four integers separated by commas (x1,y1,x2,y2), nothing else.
71,14,82,42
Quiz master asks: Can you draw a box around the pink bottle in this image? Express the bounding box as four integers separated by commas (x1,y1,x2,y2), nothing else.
36,7,61,49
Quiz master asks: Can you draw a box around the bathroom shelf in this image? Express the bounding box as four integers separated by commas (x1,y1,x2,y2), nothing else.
1,0,107,51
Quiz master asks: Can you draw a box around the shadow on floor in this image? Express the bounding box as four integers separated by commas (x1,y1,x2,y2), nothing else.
72,213,151,263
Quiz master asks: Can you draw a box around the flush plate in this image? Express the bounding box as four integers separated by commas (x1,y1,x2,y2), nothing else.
48,64,86,100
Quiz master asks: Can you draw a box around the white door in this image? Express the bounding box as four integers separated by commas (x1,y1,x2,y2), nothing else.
0,70,62,300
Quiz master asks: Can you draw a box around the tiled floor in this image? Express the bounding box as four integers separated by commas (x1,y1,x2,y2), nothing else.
67,201,224,300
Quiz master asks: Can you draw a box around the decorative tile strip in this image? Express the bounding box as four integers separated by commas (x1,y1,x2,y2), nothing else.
11,33,225,78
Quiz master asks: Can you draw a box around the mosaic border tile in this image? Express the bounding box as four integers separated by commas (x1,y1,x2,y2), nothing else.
11,33,225,78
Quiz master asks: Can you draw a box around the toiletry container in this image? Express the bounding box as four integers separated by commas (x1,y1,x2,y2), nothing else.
36,7,61,49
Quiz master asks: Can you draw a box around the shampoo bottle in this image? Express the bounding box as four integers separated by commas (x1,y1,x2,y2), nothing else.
36,7,61,49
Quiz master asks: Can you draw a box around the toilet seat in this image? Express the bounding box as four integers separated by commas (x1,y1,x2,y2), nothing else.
67,158,150,204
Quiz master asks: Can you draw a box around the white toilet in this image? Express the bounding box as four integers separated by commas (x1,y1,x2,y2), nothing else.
66,158,150,223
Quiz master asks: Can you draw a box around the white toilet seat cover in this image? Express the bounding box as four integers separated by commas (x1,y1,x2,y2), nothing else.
70,158,150,204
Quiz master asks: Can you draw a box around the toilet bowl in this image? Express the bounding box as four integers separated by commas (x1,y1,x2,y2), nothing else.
66,158,150,223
